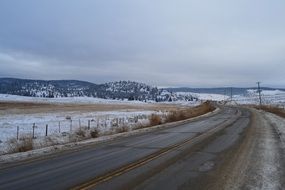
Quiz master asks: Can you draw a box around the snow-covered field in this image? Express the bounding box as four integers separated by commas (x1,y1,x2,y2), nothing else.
176,92,229,101
0,94,147,105
0,110,162,141
0,94,200,155
1,89,283,155
233,90,285,107
177,90,285,108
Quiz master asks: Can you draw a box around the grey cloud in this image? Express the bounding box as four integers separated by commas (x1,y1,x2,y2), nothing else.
0,0,285,87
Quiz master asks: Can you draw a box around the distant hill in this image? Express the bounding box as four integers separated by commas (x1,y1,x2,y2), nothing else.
5,78,283,102
165,87,285,96
0,78,99,98
0,78,194,102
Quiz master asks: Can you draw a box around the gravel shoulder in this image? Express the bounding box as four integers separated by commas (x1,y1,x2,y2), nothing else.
212,108,285,190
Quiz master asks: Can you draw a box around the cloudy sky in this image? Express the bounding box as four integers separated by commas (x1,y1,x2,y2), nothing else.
0,0,284,87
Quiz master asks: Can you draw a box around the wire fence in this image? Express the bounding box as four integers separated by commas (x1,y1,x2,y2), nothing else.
1,113,169,142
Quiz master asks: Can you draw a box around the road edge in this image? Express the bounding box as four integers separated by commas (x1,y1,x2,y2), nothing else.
0,107,221,166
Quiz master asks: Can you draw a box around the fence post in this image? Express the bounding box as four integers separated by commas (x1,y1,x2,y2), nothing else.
59,121,61,133
70,120,73,132
45,124,48,136
32,123,35,139
79,119,81,129
88,120,90,130
17,126,19,140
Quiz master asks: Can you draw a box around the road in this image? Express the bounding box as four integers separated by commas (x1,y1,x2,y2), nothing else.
0,106,284,190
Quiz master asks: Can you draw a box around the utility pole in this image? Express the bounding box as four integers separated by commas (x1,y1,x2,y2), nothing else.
230,87,233,102
257,82,262,106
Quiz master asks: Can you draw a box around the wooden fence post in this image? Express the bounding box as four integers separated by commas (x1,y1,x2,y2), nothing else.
17,126,19,140
32,123,35,139
59,121,61,133
70,120,73,132
45,124,48,136
88,120,90,130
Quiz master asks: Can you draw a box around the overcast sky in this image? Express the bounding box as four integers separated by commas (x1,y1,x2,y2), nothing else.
0,0,284,87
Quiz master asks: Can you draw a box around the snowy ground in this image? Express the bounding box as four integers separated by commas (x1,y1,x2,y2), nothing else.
176,92,229,101
233,90,285,107
0,107,168,155
0,94,148,105
0,110,161,141
0,93,200,107
177,90,285,108
264,111,285,148
0,94,200,155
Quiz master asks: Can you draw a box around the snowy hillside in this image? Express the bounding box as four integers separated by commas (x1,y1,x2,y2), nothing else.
0,78,197,103
100,81,160,101
233,89,285,106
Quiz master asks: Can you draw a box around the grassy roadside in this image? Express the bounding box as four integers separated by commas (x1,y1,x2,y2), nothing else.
166,101,216,122
147,101,216,127
5,101,216,155
254,105,285,118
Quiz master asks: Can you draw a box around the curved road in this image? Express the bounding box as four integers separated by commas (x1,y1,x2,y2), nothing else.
0,106,284,190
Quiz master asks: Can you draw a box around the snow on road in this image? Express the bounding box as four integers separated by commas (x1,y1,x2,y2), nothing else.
263,112,285,148
223,109,285,190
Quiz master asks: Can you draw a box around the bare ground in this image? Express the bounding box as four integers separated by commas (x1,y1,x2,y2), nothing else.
0,101,187,115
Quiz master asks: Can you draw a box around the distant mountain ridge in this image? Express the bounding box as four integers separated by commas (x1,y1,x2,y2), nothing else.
0,78,194,102
165,87,285,96
2,78,282,102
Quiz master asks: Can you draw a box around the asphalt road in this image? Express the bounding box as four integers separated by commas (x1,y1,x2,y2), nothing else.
0,106,283,190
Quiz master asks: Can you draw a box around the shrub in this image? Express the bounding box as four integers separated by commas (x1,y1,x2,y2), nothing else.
18,136,33,152
115,126,129,133
7,135,33,153
90,129,100,138
256,105,285,118
165,101,215,122
149,114,162,126
75,128,87,138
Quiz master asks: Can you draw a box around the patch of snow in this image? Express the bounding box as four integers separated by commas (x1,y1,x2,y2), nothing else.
0,94,149,105
176,92,229,101
232,89,285,106
263,112,285,147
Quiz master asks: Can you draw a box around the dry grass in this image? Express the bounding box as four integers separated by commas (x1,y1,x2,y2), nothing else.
0,101,183,115
166,101,215,122
255,105,285,118
75,128,87,138
3,102,215,154
90,128,100,138
114,126,130,133
7,135,33,153
149,114,162,126
138,101,215,129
